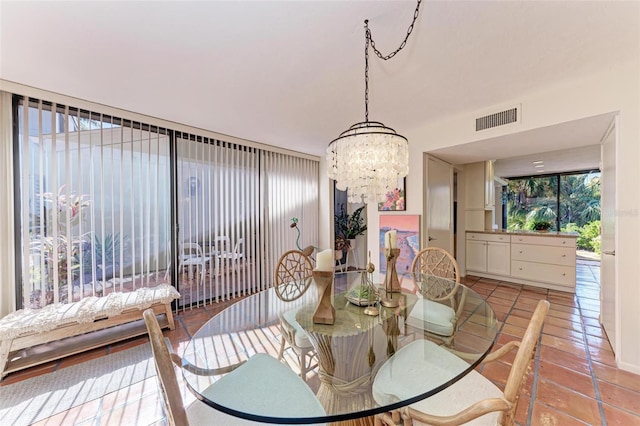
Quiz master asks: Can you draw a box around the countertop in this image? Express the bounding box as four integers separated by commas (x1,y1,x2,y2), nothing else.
466,229,579,238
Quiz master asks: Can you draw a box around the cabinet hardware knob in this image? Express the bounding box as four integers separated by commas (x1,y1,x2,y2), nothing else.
562,241,566,244
519,267,523,270
519,250,523,254
562,254,566,257
562,273,566,276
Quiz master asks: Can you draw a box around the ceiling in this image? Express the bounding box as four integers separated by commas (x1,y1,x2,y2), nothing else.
1,1,638,165
431,112,616,177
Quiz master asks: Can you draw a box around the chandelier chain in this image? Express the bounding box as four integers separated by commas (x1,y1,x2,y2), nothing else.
369,0,422,61
363,0,422,122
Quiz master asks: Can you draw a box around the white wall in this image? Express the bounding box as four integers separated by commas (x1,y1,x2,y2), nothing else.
363,61,640,373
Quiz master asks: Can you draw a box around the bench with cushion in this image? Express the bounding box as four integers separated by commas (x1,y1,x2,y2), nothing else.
0,284,180,380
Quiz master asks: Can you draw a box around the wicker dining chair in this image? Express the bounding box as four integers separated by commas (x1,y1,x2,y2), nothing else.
143,309,325,425
407,247,466,346
374,300,550,426
274,249,318,381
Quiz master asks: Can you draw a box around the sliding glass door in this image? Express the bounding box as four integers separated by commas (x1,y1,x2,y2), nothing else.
12,94,320,310
15,97,171,308
175,134,259,306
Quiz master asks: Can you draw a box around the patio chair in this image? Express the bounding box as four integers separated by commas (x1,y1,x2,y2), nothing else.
143,309,325,426
374,300,550,426
274,249,318,381
219,238,245,272
178,243,210,286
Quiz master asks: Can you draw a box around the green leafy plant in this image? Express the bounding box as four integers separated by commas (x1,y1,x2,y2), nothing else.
563,221,601,253
335,204,367,240
529,219,553,231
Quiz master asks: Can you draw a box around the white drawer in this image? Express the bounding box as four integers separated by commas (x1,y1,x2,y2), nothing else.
511,244,575,266
467,232,511,243
510,234,576,248
511,260,575,287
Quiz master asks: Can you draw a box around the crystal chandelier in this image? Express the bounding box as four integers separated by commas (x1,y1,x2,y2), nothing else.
327,1,422,204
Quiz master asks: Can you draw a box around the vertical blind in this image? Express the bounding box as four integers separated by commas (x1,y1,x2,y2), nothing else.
12,94,320,311
260,151,319,287
16,96,171,308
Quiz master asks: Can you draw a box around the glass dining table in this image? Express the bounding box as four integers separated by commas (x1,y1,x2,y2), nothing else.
181,271,498,425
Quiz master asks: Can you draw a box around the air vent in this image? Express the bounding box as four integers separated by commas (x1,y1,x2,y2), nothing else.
476,106,519,131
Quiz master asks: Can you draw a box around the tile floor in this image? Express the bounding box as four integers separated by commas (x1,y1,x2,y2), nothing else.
3,260,640,425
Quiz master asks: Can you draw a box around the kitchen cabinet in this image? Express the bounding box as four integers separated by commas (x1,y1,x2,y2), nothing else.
464,161,496,231
466,240,487,272
484,160,495,210
487,241,510,275
466,231,577,293
466,232,510,276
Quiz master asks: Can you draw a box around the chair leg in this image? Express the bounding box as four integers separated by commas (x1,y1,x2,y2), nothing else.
277,336,286,361
299,351,308,381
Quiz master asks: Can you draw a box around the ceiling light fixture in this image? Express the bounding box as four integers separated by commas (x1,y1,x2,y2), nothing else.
535,165,545,168
532,160,544,164
327,1,422,204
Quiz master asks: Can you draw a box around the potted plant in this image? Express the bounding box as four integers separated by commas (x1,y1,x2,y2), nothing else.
335,204,368,251
530,219,553,232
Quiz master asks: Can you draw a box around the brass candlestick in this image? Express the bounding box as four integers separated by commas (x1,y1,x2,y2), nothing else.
312,270,335,325
381,248,401,307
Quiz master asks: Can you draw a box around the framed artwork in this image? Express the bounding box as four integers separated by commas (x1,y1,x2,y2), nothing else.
378,177,406,211
379,215,420,273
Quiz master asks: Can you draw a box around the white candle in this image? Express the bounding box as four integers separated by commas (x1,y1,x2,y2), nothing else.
385,230,397,249
315,249,333,271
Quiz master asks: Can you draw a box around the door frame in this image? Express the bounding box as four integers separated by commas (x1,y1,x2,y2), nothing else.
422,154,454,254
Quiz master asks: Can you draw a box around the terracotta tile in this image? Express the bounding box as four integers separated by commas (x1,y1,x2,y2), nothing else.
581,316,601,327
109,336,148,353
548,303,581,315
598,380,640,415
471,286,494,297
544,315,582,332
481,360,511,388
514,393,531,425
542,323,584,343
514,300,540,312
497,333,520,346
538,360,596,398
502,323,527,338
584,324,605,338
592,362,640,393
602,403,640,425
580,307,600,319
530,401,590,426
546,308,582,323
589,346,617,367
540,334,587,357
538,346,592,376
585,334,613,352
506,314,531,329
535,378,602,424
163,325,192,351
510,308,534,320
520,286,548,296
547,295,578,308
487,295,516,308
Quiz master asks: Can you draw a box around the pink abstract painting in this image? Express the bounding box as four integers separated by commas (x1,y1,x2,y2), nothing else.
379,215,420,273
